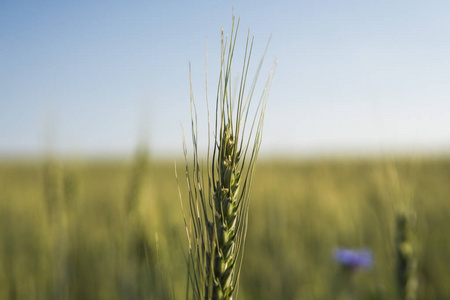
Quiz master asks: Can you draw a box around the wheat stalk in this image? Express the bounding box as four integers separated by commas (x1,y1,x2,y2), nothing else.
125,147,149,215
42,157,69,300
177,15,275,300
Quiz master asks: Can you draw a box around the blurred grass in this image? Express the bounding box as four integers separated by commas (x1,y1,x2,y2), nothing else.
1,157,450,299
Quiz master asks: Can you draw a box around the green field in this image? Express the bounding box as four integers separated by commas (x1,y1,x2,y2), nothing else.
1,156,450,299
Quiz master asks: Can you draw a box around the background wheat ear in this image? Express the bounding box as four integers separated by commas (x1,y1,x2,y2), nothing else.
395,211,418,300
177,15,275,300
385,162,419,300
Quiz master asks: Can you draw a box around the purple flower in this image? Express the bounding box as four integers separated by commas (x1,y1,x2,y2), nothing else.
333,248,373,270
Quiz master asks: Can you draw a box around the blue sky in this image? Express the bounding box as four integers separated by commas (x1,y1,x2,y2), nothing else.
1,1,450,158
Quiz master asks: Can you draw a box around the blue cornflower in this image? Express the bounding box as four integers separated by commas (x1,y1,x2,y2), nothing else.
333,248,373,270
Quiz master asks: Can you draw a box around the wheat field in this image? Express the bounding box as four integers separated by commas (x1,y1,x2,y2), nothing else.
1,156,450,299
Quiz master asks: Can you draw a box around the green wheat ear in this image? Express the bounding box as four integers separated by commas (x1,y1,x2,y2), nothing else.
177,15,275,300
385,163,419,300
396,212,418,300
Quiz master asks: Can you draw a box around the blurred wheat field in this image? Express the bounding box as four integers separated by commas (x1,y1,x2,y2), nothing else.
1,157,450,300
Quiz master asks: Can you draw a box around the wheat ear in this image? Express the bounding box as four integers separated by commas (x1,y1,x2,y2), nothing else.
177,15,275,300
386,163,418,300
396,212,418,300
